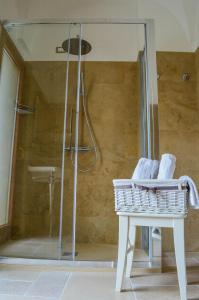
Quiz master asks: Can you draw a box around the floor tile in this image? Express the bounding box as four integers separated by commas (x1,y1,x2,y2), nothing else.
131,269,199,286
133,285,199,300
163,257,199,267
0,296,57,300
0,279,32,296
164,252,199,259
26,271,69,298
131,271,178,286
0,264,197,300
61,271,135,300
188,270,199,285
0,266,40,281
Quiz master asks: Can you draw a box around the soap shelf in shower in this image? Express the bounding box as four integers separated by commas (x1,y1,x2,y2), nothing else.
64,146,94,152
15,104,34,115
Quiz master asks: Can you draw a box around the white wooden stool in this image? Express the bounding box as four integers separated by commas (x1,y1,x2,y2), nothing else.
116,212,187,300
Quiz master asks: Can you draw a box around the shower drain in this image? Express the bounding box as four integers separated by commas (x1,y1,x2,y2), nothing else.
62,252,78,257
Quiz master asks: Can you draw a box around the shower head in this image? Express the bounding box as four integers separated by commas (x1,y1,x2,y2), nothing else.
61,37,92,55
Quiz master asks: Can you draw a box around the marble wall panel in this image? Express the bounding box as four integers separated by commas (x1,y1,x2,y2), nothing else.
12,61,140,246
12,53,199,252
157,52,199,252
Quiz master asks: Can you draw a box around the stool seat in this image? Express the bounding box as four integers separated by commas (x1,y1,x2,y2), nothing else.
116,212,187,300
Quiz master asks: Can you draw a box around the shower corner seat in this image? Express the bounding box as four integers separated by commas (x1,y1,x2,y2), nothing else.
28,166,61,237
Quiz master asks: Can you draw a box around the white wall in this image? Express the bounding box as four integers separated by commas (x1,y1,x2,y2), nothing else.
0,0,138,19
1,0,199,60
138,0,191,52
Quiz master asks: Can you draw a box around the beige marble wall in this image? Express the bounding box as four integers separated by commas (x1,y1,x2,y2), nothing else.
157,52,199,251
12,62,66,238
75,62,139,244
195,48,199,99
1,25,199,251
13,61,139,246
12,52,199,252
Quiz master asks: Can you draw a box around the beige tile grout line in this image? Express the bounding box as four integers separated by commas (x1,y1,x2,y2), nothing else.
0,278,34,282
58,272,72,300
24,271,70,299
130,277,139,300
23,271,43,297
24,271,67,296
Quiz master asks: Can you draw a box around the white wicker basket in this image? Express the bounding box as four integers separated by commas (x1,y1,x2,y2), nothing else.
113,179,188,215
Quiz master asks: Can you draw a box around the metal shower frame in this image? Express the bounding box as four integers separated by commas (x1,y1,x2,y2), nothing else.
3,18,160,268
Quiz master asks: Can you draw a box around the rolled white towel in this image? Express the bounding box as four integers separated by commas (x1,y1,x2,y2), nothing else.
158,153,176,179
133,159,160,242
132,158,158,180
180,176,199,209
132,157,160,240
132,158,152,179
151,160,160,179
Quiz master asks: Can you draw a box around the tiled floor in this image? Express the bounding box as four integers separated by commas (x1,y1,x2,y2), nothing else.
163,251,199,268
0,240,199,299
0,264,198,300
1,238,199,271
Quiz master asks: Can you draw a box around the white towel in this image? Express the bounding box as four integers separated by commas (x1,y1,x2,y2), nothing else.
158,153,176,179
179,176,199,209
133,158,160,240
132,158,159,180
151,160,160,179
132,158,152,179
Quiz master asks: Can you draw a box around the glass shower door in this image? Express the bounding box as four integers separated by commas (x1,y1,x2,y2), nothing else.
2,20,160,263
59,24,82,260
140,43,161,263
1,23,72,260
139,48,156,258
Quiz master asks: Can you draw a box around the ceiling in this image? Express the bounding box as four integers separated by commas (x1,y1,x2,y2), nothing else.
6,23,145,61
1,0,199,61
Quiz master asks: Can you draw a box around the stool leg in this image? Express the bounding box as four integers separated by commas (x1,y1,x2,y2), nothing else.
173,219,187,300
116,216,129,292
126,225,136,278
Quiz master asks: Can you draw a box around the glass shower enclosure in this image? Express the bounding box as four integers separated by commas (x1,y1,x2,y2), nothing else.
0,19,159,264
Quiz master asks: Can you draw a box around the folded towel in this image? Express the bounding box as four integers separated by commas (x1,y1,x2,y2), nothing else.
158,153,176,179
132,158,159,180
151,160,160,179
179,176,199,209
132,158,152,179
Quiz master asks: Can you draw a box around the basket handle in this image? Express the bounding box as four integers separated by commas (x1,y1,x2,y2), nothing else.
134,184,157,193
134,184,187,192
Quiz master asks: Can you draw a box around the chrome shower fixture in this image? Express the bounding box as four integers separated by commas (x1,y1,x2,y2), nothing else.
15,104,34,115
182,73,190,81
56,36,92,55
